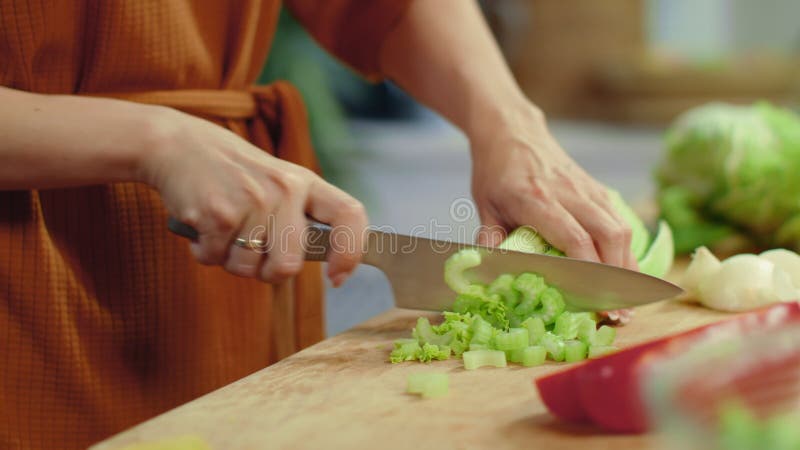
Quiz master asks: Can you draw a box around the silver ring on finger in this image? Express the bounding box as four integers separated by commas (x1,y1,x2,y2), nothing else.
233,237,265,250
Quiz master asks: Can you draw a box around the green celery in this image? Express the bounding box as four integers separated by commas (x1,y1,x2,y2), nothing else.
520,346,547,367
532,287,566,325
444,249,481,294
576,318,597,345
540,332,565,362
588,345,619,359
417,343,451,363
564,340,588,362
512,273,546,305
494,328,529,351
506,348,524,364
522,317,546,345
390,341,422,363
593,325,616,346
462,350,507,370
407,372,449,398
554,312,582,340
412,317,452,346
469,343,489,351
488,274,521,309
393,338,418,349
469,316,494,345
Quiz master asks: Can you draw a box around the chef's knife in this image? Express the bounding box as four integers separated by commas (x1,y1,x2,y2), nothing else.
168,218,683,312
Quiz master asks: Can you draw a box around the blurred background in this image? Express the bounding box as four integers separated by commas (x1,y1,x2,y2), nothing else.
260,0,800,336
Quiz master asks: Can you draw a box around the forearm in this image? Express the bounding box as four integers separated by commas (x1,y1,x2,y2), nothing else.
379,0,538,146
0,86,161,190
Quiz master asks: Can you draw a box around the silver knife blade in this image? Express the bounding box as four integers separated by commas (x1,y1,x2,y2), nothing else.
362,230,683,312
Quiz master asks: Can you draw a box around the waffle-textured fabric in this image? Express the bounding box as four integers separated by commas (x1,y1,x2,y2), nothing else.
0,1,411,449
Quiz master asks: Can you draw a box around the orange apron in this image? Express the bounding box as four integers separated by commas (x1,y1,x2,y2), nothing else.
0,1,412,448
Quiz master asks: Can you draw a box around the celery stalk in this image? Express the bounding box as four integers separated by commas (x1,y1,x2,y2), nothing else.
588,345,619,359
564,340,588,362
488,274,521,309
520,345,547,367
494,328,529,351
533,287,566,325
522,317,546,345
554,312,581,340
407,372,449,398
577,318,597,345
444,249,481,294
540,332,565,362
593,325,616,346
469,316,494,345
462,350,507,370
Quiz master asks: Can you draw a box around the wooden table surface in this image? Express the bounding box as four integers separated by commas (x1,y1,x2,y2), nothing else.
92,263,735,450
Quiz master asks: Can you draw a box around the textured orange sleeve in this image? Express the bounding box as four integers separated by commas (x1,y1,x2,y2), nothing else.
284,0,414,80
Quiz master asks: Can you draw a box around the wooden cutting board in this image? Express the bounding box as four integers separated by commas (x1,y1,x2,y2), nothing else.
92,262,733,450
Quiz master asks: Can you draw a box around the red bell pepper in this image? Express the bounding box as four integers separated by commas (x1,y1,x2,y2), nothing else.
535,302,800,433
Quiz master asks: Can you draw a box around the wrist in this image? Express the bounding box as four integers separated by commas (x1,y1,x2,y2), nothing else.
466,95,546,154
131,105,184,187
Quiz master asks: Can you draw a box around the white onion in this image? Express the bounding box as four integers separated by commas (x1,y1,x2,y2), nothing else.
697,254,787,312
759,248,800,289
681,246,721,296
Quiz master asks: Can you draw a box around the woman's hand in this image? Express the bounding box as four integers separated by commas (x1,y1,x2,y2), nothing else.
470,105,637,270
137,107,368,286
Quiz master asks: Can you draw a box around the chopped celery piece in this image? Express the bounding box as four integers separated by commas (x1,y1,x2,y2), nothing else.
506,348,524,364
564,340,588,362
522,317,546,345
513,296,540,318
444,248,481,294
593,325,616,346
452,292,509,330
407,372,449,398
494,328,529,351
540,332,565,362
413,317,452,346
433,312,474,356
462,350,507,370
717,403,762,450
418,343,451,363
762,413,800,450
499,225,564,256
532,287,565,325
588,345,619,359
577,318,597,345
469,316,494,345
390,341,422,363
488,274,521,309
554,312,582,340
469,343,489,351
716,402,800,450
520,345,547,367
512,273,546,305
393,338,419,349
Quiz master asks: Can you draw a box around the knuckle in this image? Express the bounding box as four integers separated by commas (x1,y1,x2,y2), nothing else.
338,199,367,222
205,197,239,230
275,171,308,196
567,230,593,250
177,208,200,226
241,180,271,211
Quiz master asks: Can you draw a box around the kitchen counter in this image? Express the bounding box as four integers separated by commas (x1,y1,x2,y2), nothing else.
92,263,734,450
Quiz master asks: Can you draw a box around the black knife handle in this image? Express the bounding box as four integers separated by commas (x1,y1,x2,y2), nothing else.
167,216,199,241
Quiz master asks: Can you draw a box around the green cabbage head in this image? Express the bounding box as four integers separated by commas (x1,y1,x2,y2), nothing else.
656,102,800,253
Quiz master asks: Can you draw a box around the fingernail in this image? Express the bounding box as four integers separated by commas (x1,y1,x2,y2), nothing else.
330,272,351,287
